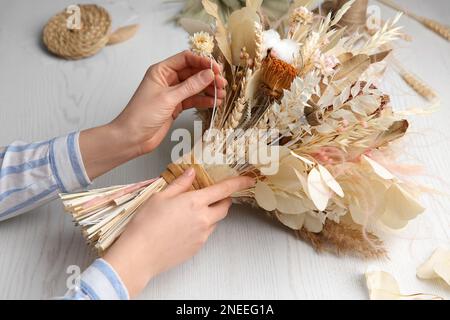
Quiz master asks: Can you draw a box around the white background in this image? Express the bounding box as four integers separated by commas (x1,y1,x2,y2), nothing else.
0,0,449,299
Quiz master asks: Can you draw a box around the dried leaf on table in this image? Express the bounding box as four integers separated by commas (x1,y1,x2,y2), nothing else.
417,248,450,286
365,270,443,300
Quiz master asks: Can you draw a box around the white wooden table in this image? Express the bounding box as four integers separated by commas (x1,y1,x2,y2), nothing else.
0,0,449,300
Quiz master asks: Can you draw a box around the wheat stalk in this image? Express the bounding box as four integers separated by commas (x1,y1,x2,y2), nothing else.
224,70,250,129
419,17,450,41
391,58,438,102
225,95,246,129
254,22,263,69
377,0,450,41
401,71,438,102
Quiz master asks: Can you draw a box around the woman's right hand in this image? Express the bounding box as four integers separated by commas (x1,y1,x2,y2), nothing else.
103,168,255,298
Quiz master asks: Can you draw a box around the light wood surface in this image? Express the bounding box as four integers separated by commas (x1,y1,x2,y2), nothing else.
0,0,449,299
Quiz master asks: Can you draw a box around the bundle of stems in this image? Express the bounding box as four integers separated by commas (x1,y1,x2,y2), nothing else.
61,178,166,252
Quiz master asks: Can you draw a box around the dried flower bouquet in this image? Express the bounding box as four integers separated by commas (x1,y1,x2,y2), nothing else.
60,0,425,258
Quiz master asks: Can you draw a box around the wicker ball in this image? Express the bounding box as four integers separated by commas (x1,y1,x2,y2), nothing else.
43,4,111,59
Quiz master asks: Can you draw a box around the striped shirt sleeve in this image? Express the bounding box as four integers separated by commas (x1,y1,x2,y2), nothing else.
64,259,129,300
0,131,91,220
1,132,129,300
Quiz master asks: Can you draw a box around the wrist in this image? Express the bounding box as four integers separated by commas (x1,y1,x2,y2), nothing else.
105,121,143,158
103,239,157,298
108,116,156,157
79,123,141,180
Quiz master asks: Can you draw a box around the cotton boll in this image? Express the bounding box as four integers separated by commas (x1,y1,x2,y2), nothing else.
262,29,299,64
272,39,299,64
262,29,281,56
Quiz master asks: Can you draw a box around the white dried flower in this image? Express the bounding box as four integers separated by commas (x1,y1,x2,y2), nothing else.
189,31,215,56
290,6,313,25
312,49,339,77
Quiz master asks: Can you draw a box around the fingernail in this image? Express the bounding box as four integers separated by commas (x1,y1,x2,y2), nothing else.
184,167,195,177
200,70,214,83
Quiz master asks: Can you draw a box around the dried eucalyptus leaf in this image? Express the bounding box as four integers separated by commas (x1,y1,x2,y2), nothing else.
362,155,394,180
107,25,139,45
202,0,233,64
307,167,330,211
322,27,347,53
348,94,380,115
374,120,409,147
365,271,402,300
318,165,344,197
366,270,443,300
246,0,263,10
178,17,213,35
417,248,450,286
381,183,425,228
276,212,305,229
334,54,370,80
228,7,260,65
255,181,277,211
369,50,392,63
333,54,370,93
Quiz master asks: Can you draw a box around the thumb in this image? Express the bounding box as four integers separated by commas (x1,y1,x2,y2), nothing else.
162,167,196,197
172,69,214,102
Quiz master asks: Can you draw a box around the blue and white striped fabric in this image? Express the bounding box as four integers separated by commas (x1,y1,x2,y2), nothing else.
64,259,129,300
0,132,129,300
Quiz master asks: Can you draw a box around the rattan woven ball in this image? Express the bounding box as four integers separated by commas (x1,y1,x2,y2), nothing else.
43,4,112,60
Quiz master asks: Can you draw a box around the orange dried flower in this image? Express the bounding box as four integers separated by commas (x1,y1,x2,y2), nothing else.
261,54,297,97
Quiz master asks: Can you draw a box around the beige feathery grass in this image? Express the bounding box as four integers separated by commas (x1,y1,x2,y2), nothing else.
235,198,387,259
297,221,387,259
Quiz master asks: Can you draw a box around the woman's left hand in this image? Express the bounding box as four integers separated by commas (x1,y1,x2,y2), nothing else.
79,51,227,180
111,50,227,155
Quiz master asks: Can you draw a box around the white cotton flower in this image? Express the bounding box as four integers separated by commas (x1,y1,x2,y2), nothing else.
262,29,280,54
273,39,299,64
262,29,299,64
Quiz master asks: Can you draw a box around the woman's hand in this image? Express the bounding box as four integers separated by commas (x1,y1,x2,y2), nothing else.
112,50,226,154
79,51,226,180
103,169,255,298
